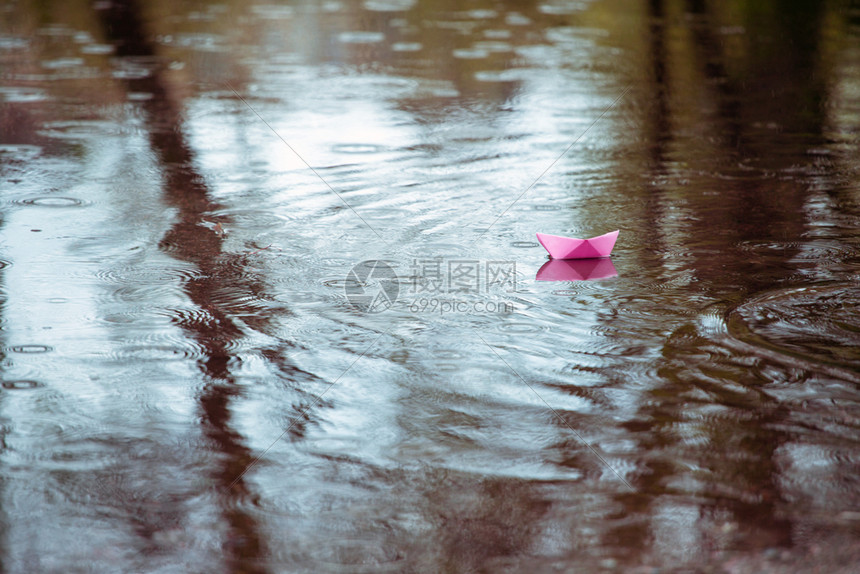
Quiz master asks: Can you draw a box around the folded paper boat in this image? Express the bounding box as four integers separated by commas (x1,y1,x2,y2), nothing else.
535,230,619,259
536,258,618,281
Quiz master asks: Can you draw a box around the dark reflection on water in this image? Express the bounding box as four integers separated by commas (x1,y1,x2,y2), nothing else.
96,1,270,571
2,0,860,571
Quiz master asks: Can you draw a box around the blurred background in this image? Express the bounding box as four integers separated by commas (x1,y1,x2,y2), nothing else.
2,0,860,571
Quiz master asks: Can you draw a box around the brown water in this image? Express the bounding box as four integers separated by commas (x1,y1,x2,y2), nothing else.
2,0,860,572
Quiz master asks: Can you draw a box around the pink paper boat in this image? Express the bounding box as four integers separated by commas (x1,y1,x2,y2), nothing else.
536,258,618,281
535,230,619,259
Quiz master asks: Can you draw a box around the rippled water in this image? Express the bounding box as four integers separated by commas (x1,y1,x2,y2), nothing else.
2,0,860,571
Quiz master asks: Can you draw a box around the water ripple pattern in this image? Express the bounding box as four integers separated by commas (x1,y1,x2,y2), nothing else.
727,283,860,377
2,1,860,573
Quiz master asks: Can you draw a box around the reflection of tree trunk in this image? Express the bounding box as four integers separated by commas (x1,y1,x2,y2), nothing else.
622,332,794,550
0,318,6,573
649,0,671,166
611,0,830,555
685,0,742,154
1,58,51,574
604,0,676,555
96,1,268,570
683,0,822,262
672,0,826,547
638,0,674,265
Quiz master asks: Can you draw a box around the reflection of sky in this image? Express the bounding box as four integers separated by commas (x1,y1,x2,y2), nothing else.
166,10,639,488
174,56,631,481
186,72,420,208
2,125,218,569
2,124,203,394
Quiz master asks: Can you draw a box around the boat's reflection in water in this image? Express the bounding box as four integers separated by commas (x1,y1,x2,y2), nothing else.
535,258,618,282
